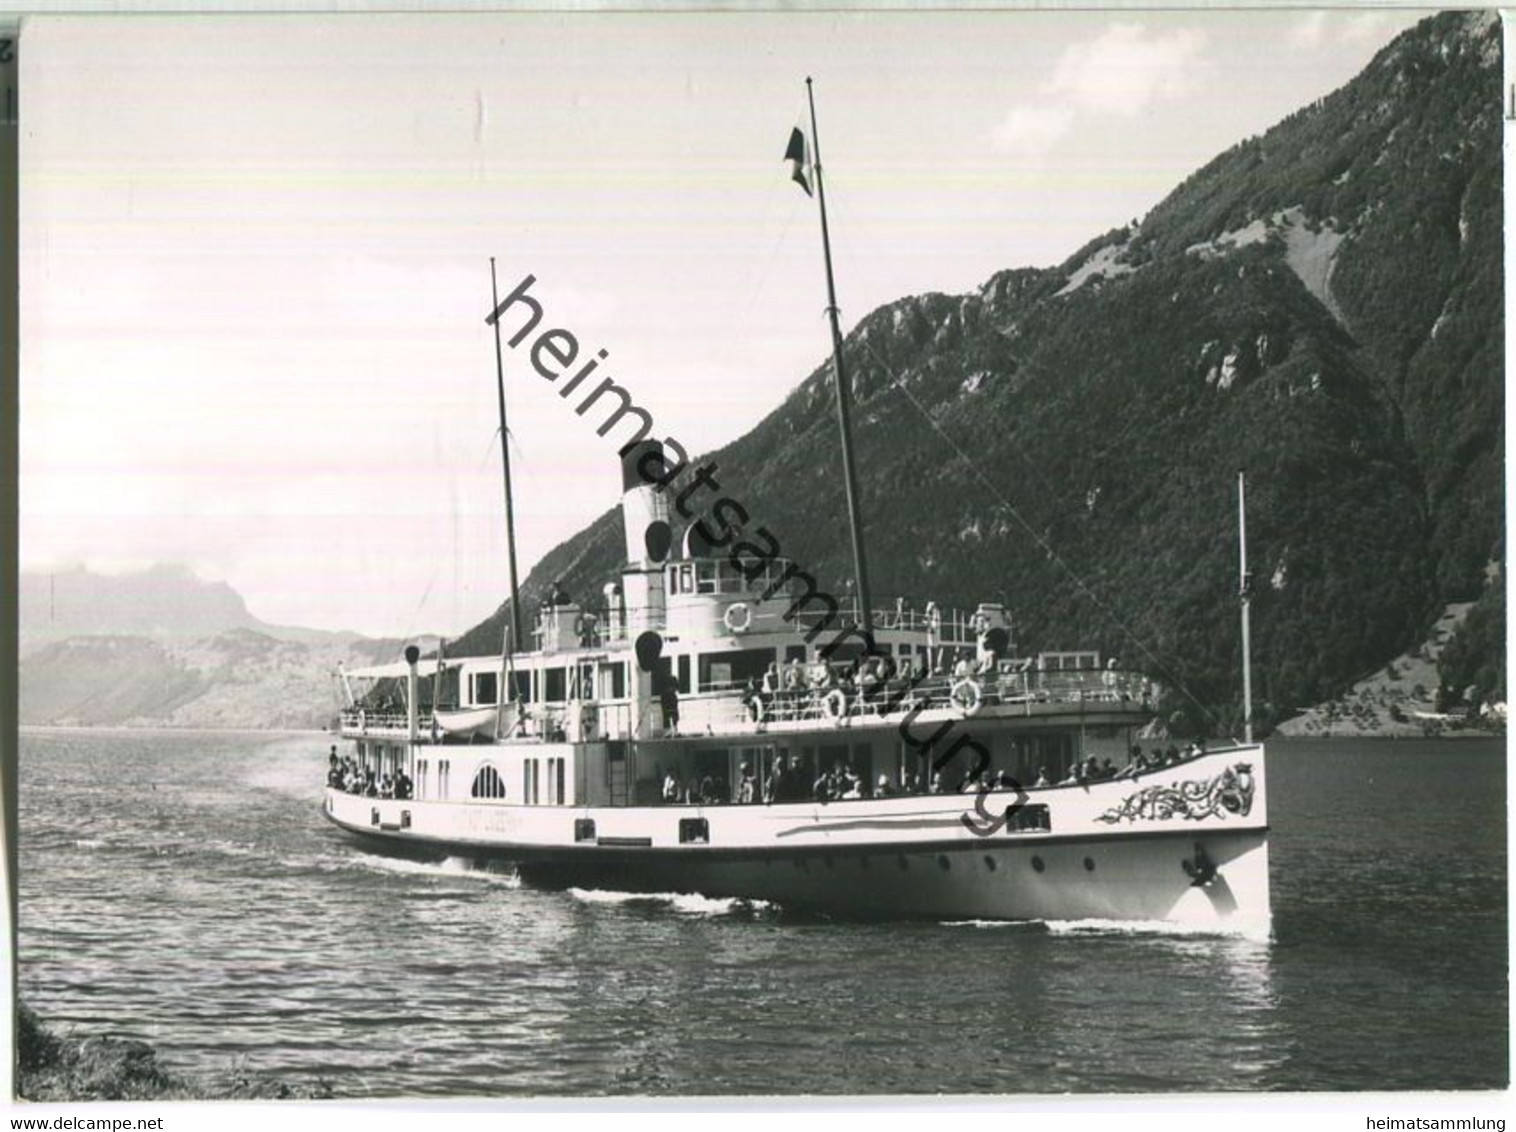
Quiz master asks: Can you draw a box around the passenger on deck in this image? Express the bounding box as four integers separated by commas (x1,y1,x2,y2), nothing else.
662,770,680,803
782,661,807,714
929,771,946,794
737,763,757,804
764,756,785,804
876,774,895,798
813,768,834,803
698,774,718,805
657,674,680,735
1033,766,1050,787
840,765,863,800
952,653,973,680
762,662,780,697
901,771,920,794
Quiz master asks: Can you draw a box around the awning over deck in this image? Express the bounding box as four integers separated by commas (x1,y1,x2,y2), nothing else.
342,657,472,680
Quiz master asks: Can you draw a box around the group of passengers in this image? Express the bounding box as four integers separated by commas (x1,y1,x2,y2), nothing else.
738,645,1063,724
325,746,413,800
654,737,1209,808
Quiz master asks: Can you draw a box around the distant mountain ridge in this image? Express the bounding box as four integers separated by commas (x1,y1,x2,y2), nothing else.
18,566,422,729
449,11,1504,732
19,564,368,656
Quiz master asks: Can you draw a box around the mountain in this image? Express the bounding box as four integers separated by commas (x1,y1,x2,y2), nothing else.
450,12,1504,733
19,565,258,655
18,564,371,657
17,566,421,728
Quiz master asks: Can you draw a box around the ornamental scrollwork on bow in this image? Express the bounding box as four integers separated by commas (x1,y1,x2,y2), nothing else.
1094,763,1255,824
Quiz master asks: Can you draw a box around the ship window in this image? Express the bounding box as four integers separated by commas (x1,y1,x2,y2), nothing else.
679,818,709,844
473,672,498,706
471,765,507,799
509,671,531,704
679,564,694,593
1009,804,1051,833
575,819,596,843
696,561,718,594
400,811,412,829
605,663,627,700
718,560,744,594
677,655,691,695
531,759,541,805
543,668,567,702
556,758,566,805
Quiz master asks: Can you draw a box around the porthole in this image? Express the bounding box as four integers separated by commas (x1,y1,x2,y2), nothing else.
1030,855,1045,873
1083,857,1096,872
938,855,951,871
984,856,998,872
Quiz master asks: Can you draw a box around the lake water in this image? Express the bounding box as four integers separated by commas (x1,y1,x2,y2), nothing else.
17,729,1508,1096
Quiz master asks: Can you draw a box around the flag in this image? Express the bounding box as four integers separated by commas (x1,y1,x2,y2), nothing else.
784,126,812,196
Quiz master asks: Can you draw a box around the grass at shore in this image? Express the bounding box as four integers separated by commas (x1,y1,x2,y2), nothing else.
17,1005,333,1102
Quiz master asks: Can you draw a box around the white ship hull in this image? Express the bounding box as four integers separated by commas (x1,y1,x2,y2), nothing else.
324,744,1271,932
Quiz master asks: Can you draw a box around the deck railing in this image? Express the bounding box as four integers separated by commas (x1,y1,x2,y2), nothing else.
339,667,1152,742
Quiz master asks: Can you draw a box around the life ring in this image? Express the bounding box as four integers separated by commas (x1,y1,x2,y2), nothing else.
747,697,766,724
951,678,984,717
724,602,753,634
822,688,848,721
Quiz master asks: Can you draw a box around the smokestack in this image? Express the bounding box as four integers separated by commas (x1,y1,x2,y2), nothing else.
621,440,673,566
404,644,420,743
620,441,672,632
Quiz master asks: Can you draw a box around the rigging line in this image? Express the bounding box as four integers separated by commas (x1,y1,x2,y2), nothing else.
398,422,522,645
821,188,1083,522
739,194,803,323
816,189,1226,726
855,333,1228,737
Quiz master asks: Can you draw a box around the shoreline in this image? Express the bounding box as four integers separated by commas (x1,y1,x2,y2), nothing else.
17,1003,333,1102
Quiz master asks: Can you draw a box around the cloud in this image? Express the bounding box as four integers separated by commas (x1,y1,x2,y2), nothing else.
1290,10,1392,52
1048,23,1208,117
989,21,1208,156
1290,12,1328,50
991,106,1075,156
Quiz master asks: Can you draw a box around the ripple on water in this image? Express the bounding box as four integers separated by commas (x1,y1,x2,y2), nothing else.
16,731,1510,1095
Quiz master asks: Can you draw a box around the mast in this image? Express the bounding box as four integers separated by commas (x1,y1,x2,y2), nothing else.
489,257,525,661
1238,470,1254,744
805,77,876,647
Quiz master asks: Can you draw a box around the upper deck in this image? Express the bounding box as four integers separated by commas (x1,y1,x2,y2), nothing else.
338,656,1154,745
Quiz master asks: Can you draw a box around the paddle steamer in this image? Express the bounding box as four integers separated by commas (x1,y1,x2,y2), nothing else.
324,440,1270,929
321,80,1270,930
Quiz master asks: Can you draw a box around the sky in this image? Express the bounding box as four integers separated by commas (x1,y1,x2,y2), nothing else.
19,8,1429,639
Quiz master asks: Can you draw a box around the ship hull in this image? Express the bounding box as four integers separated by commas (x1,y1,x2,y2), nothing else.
323,745,1271,932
